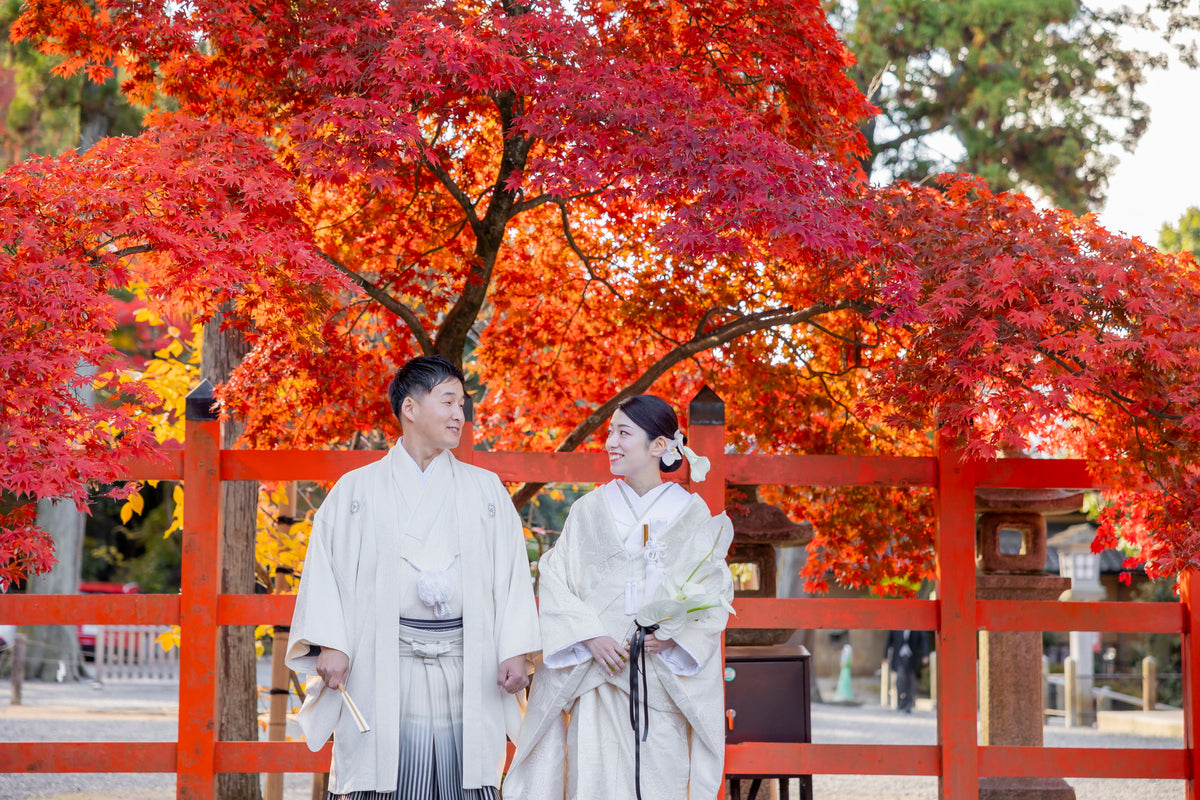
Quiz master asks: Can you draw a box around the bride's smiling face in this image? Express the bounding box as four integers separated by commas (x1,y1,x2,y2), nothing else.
605,409,666,478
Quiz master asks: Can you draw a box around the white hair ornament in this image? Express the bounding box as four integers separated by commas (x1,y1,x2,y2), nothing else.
660,429,711,481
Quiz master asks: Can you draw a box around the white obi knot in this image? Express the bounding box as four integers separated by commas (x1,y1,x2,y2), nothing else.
416,569,455,619
643,539,667,566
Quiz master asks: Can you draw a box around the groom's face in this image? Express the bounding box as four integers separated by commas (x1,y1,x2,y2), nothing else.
402,378,466,452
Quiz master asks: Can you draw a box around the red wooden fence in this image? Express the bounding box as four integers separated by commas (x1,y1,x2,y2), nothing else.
2,384,1198,798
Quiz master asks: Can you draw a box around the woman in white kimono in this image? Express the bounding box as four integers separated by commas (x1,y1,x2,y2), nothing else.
504,395,734,800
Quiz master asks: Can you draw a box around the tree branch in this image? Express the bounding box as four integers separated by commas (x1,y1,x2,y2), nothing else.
322,252,435,355
86,241,154,262
435,90,536,364
875,123,949,155
419,150,483,236
509,299,873,508
512,187,604,216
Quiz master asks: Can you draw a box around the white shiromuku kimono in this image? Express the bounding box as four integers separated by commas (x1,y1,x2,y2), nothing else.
286,443,540,799
504,480,734,800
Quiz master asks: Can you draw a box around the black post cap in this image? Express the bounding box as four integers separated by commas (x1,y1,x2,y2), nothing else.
689,385,725,426
184,379,220,421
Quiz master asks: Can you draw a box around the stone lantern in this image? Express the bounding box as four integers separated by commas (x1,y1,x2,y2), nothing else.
1048,523,1106,725
975,488,1082,800
724,492,812,646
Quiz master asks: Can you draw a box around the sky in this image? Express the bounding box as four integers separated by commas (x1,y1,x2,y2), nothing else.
1097,54,1200,245
1092,3,1200,246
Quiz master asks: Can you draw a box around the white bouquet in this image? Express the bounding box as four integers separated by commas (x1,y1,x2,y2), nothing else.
634,526,736,638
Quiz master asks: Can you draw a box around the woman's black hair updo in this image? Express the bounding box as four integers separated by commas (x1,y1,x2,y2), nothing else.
615,394,685,473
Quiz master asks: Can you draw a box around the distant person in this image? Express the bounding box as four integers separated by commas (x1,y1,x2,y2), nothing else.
504,394,734,800
884,629,929,713
287,355,540,800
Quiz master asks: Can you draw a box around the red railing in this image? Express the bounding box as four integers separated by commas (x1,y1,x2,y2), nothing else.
2,385,1198,799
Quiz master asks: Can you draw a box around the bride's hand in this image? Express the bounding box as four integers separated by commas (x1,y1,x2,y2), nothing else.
642,636,676,655
584,636,628,673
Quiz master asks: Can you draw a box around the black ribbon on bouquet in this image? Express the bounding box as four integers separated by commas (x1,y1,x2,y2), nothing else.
628,622,659,800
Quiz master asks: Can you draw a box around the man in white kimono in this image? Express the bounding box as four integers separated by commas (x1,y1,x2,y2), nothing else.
287,355,540,800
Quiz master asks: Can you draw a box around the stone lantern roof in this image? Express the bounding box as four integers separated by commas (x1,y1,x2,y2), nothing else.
1046,522,1098,551
724,501,812,546
975,487,1085,515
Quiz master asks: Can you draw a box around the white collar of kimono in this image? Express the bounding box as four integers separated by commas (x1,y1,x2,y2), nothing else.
604,480,690,531
396,438,443,485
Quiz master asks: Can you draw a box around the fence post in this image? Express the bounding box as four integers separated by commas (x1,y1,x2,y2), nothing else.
688,386,725,800
687,386,725,516
1064,657,1078,728
178,381,222,800
266,565,294,800
1181,571,1200,800
881,660,893,708
934,430,977,800
11,633,24,705
1143,655,1157,712
452,393,476,465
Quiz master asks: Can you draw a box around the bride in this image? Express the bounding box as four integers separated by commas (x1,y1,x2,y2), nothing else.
503,394,734,800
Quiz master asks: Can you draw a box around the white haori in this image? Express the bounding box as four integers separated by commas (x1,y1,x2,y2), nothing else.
504,485,734,800
287,444,540,796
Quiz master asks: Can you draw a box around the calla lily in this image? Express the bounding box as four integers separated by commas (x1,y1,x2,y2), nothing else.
634,523,734,634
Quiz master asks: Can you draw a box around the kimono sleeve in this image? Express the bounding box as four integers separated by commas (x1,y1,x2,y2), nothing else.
537,502,610,667
665,514,735,673
490,475,541,664
285,483,356,676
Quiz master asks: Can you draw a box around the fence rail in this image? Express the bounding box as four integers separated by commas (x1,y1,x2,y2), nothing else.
1,384,1197,800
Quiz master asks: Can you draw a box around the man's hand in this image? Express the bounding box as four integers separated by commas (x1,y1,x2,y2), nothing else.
585,635,628,674
316,647,350,689
497,655,530,694
643,635,676,655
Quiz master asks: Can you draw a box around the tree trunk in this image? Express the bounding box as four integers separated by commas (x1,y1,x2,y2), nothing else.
23,498,86,681
202,312,262,800
24,363,95,683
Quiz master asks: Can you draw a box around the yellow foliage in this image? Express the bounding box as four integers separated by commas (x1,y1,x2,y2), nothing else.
156,626,182,652
119,491,145,524
255,482,312,582
164,483,184,538
141,322,203,446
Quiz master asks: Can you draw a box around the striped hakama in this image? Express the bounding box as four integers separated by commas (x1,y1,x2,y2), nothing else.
330,617,498,800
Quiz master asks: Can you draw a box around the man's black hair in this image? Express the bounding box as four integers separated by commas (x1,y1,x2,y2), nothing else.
615,394,684,473
388,355,466,421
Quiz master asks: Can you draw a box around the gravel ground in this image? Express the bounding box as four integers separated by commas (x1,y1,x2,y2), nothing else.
0,670,1187,799
0,660,313,800
803,700,1183,800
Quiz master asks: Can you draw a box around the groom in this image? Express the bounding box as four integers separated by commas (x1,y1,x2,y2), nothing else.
287,355,539,798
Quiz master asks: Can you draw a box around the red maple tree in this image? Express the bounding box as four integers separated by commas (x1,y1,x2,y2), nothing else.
4,0,1199,594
